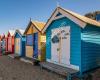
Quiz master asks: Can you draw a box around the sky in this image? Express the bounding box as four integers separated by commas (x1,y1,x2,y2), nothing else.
0,0,100,34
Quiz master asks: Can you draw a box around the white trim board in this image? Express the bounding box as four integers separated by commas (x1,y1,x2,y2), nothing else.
42,7,86,33
59,9,86,28
53,15,65,20
47,59,79,71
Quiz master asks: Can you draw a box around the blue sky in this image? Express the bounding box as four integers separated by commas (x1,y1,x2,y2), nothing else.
0,0,100,34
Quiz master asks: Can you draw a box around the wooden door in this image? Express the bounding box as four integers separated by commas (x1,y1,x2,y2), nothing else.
51,27,70,66
60,27,70,65
15,38,20,55
51,28,60,63
33,33,38,59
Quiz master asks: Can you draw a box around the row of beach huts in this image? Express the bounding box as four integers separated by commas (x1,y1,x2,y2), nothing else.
1,7,100,79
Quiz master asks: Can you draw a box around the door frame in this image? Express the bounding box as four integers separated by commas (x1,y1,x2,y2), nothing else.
50,26,80,70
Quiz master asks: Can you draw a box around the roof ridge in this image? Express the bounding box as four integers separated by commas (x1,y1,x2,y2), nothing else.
62,7,98,21
32,20,45,24
32,21,45,31
58,7,100,27
15,29,25,35
32,21,40,31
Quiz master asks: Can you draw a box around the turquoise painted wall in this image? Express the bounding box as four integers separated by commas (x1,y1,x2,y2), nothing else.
45,13,100,75
46,17,81,70
81,24,100,73
15,33,20,38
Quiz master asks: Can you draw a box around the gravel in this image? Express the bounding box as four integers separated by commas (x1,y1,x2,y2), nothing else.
2,55,100,80
0,55,65,80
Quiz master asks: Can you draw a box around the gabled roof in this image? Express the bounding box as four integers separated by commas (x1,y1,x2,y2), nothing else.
1,34,5,40
32,21,46,31
24,20,45,34
14,29,25,37
42,7,100,33
18,29,25,35
8,30,16,36
5,32,8,38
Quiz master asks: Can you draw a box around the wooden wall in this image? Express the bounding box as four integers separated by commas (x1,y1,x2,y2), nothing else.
26,46,33,58
25,23,46,61
15,38,20,54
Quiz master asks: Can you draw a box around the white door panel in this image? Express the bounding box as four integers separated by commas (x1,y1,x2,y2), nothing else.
61,27,70,65
51,27,70,66
51,43,59,62
51,28,60,63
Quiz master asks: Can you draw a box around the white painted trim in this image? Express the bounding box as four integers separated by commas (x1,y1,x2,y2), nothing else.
14,31,23,39
42,9,59,33
20,58,33,64
42,8,87,33
47,59,79,70
59,9,86,28
53,15,65,20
